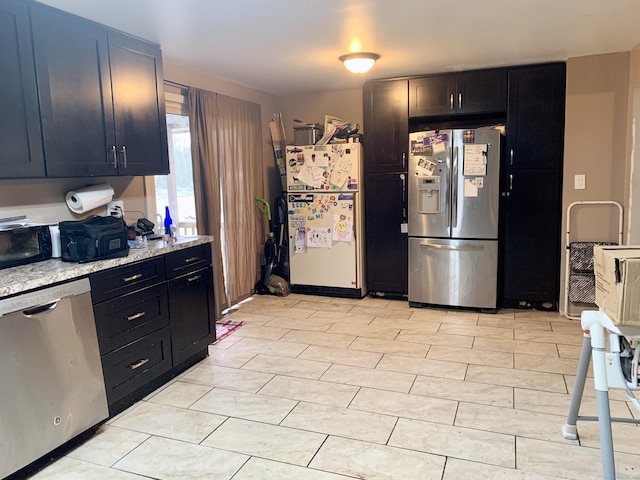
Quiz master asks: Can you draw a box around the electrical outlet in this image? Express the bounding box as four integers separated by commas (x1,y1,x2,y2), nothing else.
574,174,586,190
106,200,124,217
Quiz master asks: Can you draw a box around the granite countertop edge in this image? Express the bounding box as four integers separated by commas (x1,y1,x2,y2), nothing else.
0,235,214,299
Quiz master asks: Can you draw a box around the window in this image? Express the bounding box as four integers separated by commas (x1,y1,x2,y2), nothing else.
146,84,197,235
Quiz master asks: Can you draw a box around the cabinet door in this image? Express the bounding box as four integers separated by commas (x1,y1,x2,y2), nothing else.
409,75,456,117
109,32,169,176
456,69,507,115
0,0,44,178
31,5,116,177
363,79,408,173
168,266,216,365
506,63,566,169
501,168,562,308
364,173,408,295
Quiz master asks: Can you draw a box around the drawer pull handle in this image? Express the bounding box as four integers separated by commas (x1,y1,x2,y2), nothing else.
122,273,143,282
129,358,149,370
184,256,200,263
187,274,202,283
126,312,146,321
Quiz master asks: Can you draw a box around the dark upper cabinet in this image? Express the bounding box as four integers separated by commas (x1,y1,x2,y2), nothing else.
363,79,408,174
0,0,45,178
364,172,408,296
409,69,507,118
31,5,115,177
30,4,169,177
108,31,169,176
506,63,566,169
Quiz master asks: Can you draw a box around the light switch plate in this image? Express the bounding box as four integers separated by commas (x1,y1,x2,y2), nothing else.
574,174,586,190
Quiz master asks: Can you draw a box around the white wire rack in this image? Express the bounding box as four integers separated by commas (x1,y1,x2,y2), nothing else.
564,201,623,320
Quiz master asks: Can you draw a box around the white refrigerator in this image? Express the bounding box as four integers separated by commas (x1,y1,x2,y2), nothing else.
285,143,365,297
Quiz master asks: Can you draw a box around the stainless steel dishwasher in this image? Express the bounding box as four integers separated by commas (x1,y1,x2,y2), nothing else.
0,278,108,478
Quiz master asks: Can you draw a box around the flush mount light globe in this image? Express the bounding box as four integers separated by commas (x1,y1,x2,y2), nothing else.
339,52,380,74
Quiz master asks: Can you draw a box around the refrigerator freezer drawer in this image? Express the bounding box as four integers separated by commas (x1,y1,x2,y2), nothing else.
409,238,498,309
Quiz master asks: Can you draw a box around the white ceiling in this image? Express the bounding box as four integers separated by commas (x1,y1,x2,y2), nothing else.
37,0,640,96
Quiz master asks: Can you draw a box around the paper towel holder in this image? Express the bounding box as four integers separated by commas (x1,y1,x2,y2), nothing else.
65,182,114,214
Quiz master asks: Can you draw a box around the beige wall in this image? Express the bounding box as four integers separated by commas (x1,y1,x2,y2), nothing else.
627,44,640,242
276,89,363,146
0,176,145,224
561,52,631,314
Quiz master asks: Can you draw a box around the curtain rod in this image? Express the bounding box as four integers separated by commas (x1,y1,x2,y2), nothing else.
165,79,189,89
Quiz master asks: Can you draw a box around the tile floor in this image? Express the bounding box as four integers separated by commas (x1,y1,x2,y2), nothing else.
29,294,640,480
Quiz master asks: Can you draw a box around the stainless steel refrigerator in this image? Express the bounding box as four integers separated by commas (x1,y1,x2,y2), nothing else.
285,143,366,297
408,128,501,310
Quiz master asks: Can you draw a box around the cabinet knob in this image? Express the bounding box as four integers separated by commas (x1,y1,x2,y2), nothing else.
458,92,462,110
450,93,454,110
510,149,514,165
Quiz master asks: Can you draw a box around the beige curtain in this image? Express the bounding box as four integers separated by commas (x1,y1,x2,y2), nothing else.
188,88,263,313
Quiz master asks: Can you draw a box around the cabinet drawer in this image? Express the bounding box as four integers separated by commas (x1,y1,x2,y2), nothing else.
101,326,172,406
165,244,211,278
94,283,169,355
90,256,165,303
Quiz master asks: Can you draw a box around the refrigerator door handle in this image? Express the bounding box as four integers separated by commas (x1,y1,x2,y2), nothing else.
419,242,485,252
445,152,451,228
452,146,459,228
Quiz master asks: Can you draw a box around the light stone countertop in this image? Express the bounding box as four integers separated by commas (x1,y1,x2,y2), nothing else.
0,235,214,299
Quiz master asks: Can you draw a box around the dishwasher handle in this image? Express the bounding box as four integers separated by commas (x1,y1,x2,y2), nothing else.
22,300,59,317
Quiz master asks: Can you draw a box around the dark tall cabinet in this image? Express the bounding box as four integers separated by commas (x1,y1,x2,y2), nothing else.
363,79,409,296
501,63,566,308
0,0,45,178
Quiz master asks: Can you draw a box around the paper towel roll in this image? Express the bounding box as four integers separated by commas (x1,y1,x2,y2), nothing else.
65,182,114,214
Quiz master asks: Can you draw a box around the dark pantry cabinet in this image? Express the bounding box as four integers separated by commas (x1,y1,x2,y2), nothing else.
11,2,169,179
409,69,507,118
363,79,409,296
501,63,566,309
0,0,45,178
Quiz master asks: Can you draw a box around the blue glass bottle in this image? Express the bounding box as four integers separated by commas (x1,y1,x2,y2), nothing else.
164,206,173,234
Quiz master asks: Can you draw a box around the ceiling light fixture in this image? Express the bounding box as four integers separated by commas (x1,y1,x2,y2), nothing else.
339,52,380,74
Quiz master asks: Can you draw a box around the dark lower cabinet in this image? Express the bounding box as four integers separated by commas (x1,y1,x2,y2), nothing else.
90,243,216,416
364,173,408,296
501,169,563,309
101,327,172,409
168,266,215,365
0,0,45,178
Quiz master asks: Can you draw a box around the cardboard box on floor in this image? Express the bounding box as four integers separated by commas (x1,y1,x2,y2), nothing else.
594,245,640,326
